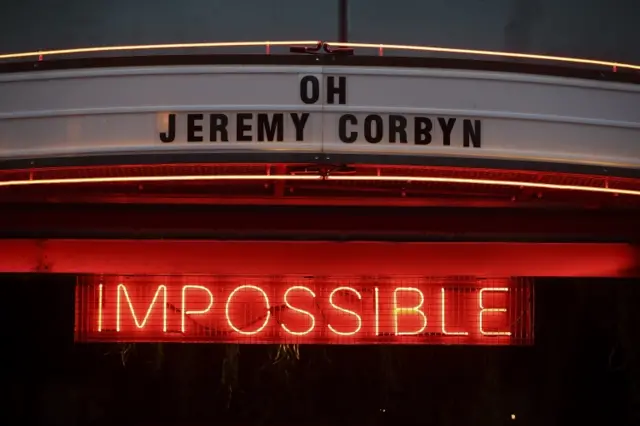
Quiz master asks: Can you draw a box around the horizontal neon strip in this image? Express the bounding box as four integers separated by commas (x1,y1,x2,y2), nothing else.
0,173,637,197
326,42,640,71
1,40,637,71
0,40,319,60
0,175,319,186
329,175,640,196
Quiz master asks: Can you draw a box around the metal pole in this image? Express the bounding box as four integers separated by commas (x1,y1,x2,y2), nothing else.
338,0,348,42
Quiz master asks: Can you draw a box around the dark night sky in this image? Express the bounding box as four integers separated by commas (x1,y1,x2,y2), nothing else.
3,274,639,426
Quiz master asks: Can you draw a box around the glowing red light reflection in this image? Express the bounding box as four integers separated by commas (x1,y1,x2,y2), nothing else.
76,276,533,345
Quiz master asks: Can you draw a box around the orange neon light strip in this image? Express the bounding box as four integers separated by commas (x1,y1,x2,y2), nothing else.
328,175,640,196
326,42,640,71
0,41,319,60
0,174,319,186
1,40,637,72
0,173,638,197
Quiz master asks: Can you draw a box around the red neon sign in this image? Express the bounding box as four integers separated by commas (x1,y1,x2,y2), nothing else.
75,276,533,345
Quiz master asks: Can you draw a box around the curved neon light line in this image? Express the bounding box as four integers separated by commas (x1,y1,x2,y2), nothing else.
225,284,271,335
329,175,640,196
1,40,637,71
0,174,319,187
0,40,320,60
327,42,640,71
0,173,638,197
327,286,363,336
281,285,316,336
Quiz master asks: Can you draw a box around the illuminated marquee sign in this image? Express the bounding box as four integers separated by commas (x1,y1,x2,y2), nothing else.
158,75,482,148
3,64,638,169
75,276,533,345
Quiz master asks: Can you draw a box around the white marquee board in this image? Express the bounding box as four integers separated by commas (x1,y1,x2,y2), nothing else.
0,65,639,169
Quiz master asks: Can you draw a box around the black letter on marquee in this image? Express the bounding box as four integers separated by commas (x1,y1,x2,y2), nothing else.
438,118,456,146
327,76,346,105
300,76,320,104
187,114,204,142
236,113,253,142
290,113,310,141
389,115,408,143
210,114,229,142
414,117,432,145
257,113,284,142
364,115,383,144
463,119,481,148
338,114,357,143
159,113,176,143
